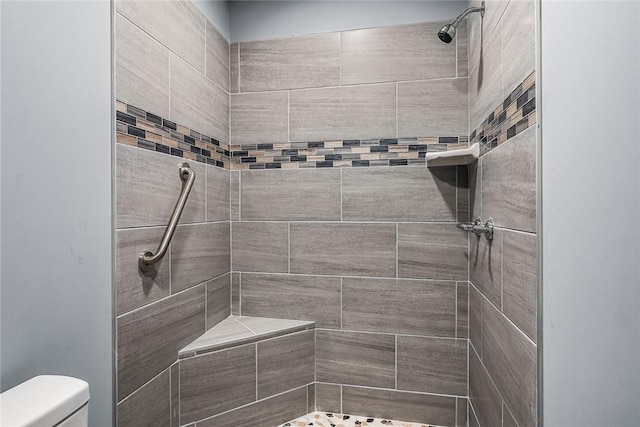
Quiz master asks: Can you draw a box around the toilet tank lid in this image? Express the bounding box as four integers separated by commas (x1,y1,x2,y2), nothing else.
0,375,90,427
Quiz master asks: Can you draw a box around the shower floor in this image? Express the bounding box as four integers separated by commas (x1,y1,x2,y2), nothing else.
280,411,431,427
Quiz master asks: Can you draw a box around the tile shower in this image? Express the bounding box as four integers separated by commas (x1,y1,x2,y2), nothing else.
114,1,537,426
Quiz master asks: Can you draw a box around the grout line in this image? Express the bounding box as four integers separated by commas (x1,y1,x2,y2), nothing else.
288,222,291,273
178,363,181,426
455,282,459,338
238,270,461,283
287,91,291,143
204,281,208,330
340,168,343,221
340,277,343,330
316,328,464,341
255,343,258,401
339,31,342,86
395,82,399,138
394,334,398,389
395,223,399,278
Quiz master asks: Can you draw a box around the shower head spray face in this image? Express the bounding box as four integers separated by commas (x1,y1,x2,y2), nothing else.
437,24,456,43
437,1,484,43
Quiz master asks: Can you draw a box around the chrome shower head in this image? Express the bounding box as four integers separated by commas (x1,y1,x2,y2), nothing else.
437,1,485,43
438,24,456,44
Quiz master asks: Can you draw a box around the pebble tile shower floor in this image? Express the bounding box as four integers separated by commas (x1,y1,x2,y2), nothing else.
280,412,433,427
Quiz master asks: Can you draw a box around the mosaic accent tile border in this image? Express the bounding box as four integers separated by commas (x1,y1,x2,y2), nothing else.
116,71,535,169
228,136,468,170
280,411,433,427
115,100,468,170
115,100,231,169
471,71,536,156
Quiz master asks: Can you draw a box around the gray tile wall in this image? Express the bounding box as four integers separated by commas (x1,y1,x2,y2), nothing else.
231,164,470,425
116,0,230,141
231,20,469,143
467,2,538,426
115,3,232,423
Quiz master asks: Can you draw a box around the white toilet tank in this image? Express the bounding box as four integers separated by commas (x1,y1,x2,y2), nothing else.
0,375,90,427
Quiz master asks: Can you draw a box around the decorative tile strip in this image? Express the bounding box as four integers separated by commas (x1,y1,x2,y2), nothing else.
115,99,469,169
227,136,468,170
471,71,536,156
115,100,231,169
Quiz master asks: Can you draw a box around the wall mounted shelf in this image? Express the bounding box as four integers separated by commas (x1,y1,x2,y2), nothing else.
426,142,479,167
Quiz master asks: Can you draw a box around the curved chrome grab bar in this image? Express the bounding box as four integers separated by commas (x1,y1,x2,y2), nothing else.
139,163,196,272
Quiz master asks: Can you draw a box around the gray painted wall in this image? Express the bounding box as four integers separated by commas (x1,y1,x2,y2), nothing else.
194,0,231,40
229,0,466,42
541,1,640,425
0,1,113,426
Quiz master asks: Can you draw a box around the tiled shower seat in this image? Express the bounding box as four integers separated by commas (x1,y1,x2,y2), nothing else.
178,315,315,358
177,315,316,426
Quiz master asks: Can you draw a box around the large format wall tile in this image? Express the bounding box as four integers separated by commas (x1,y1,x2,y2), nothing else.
116,144,205,228
240,273,341,329
179,344,256,423
469,29,503,130
117,285,205,400
117,368,170,426
342,386,456,426
502,230,537,341
342,166,457,222
290,223,396,277
231,92,289,144
232,222,289,273
115,14,170,117
289,84,396,141
316,330,395,388
482,298,537,427
205,21,229,91
240,169,341,221
482,125,536,232
197,386,307,427
342,277,456,337
239,33,340,91
116,227,170,315
469,229,502,307
316,383,341,412
340,23,456,85
257,331,315,399
398,78,468,137
206,165,230,222
398,223,467,280
171,223,230,292
397,336,468,396
469,347,502,427
170,55,229,143
502,0,536,95
206,273,231,328
116,0,206,72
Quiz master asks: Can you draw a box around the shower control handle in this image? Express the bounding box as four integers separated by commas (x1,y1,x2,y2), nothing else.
457,218,494,241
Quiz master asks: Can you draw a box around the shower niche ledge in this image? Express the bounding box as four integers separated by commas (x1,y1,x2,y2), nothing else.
178,315,316,358
427,142,479,167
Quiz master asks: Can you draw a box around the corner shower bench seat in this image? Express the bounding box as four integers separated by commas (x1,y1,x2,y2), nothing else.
177,316,317,426
178,315,315,358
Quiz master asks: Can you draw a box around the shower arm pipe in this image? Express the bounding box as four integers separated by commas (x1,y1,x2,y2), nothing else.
139,163,195,272
450,4,485,29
